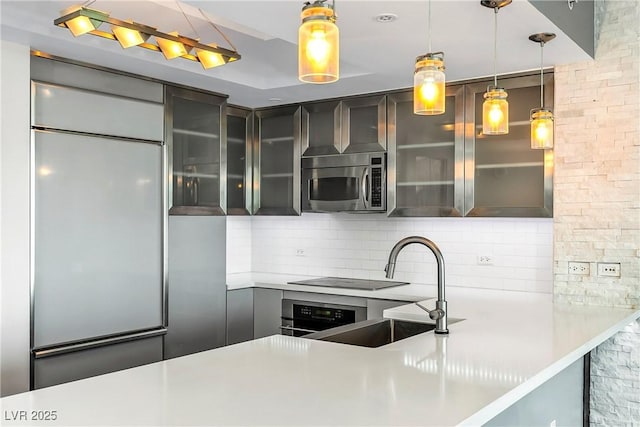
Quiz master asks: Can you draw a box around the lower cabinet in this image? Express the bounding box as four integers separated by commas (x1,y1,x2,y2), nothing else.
226,288,283,344
226,288,254,345
226,288,414,345
33,336,163,389
484,357,585,426
253,288,284,339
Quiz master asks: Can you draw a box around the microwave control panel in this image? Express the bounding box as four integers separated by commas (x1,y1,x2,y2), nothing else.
370,156,384,208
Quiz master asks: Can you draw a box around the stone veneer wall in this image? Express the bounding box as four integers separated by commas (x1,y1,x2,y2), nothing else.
553,0,640,424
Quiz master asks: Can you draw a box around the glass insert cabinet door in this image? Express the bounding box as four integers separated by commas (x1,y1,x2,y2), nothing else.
301,100,341,156
253,105,303,215
464,74,554,217
341,94,386,153
226,106,252,215
165,86,227,215
387,86,465,216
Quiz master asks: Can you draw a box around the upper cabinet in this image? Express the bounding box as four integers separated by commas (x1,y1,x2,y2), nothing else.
387,86,465,217
341,94,387,153
166,86,227,215
253,106,303,215
226,106,253,215
301,100,341,156
464,74,554,217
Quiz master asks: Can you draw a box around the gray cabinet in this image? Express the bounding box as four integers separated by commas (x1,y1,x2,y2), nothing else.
254,288,284,339
226,106,252,215
226,288,283,342
253,106,303,215
464,74,554,217
166,86,228,215
165,216,227,359
387,86,465,217
341,94,387,153
301,100,341,156
226,288,254,345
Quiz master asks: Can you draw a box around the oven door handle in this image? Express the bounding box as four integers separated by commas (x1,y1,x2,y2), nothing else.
279,325,320,334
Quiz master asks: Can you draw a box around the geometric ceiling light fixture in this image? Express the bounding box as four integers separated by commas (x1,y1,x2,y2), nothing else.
413,0,445,115
298,0,339,84
529,32,556,150
54,4,241,70
480,0,511,135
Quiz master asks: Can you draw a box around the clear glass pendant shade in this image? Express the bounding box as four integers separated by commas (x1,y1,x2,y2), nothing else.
298,4,339,84
530,108,554,149
482,86,509,135
413,53,445,115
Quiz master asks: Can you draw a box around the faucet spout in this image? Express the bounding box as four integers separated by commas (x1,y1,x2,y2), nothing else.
385,236,449,334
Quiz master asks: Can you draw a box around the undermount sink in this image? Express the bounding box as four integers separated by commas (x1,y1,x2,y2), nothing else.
305,318,437,348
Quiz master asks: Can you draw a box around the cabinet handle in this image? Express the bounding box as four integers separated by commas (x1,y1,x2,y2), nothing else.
193,177,199,205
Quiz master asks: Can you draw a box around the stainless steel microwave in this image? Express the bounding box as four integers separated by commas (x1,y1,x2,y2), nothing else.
301,153,386,213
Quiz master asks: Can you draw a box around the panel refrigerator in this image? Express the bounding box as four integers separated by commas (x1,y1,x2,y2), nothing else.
32,129,166,389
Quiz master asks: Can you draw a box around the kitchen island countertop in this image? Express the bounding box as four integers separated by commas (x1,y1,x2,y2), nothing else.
1,278,638,426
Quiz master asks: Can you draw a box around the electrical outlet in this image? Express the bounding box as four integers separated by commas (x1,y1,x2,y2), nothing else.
568,261,590,275
477,255,494,265
597,262,621,277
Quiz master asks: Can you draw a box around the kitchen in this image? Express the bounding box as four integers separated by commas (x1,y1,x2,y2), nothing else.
1,0,639,426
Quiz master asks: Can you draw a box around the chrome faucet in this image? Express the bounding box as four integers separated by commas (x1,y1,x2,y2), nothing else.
385,236,449,334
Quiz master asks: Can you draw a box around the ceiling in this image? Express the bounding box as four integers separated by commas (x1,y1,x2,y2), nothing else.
0,0,593,108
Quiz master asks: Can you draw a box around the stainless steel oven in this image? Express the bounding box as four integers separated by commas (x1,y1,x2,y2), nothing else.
281,299,367,337
301,153,386,213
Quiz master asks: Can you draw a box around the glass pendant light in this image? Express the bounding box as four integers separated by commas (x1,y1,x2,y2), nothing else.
414,0,445,115
481,0,511,135
298,0,339,84
529,32,555,149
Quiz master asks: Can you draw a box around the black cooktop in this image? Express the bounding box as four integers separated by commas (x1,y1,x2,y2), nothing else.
287,277,409,291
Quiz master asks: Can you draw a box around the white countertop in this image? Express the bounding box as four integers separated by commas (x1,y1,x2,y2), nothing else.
2,278,638,426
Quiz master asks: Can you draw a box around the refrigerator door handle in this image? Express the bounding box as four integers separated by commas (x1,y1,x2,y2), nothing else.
33,327,167,359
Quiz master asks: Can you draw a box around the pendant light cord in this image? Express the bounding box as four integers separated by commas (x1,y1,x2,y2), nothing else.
493,7,498,87
199,8,238,52
540,41,545,108
176,0,200,39
428,0,432,53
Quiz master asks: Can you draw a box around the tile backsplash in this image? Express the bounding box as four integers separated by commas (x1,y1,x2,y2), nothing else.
228,214,553,293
